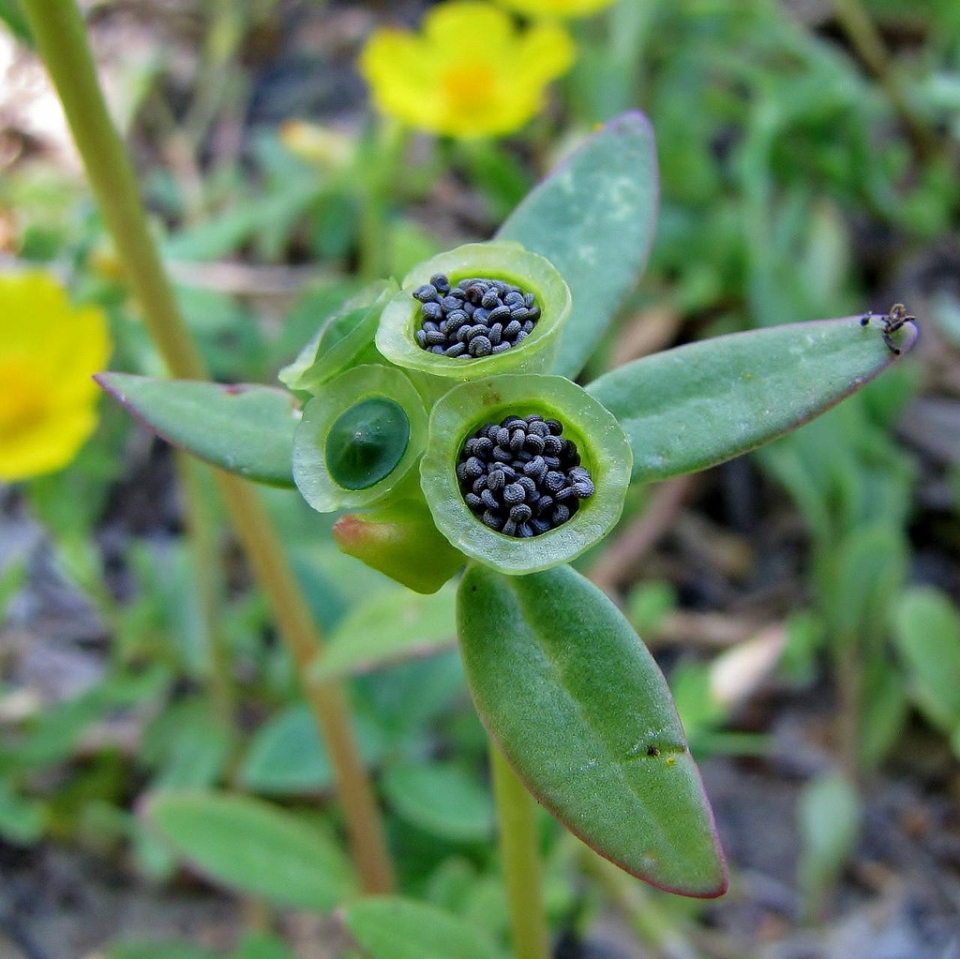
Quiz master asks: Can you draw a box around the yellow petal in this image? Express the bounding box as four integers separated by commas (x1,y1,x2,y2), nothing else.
0,272,111,481
493,0,618,17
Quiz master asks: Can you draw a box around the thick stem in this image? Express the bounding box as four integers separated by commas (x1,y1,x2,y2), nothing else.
22,0,395,894
490,745,551,959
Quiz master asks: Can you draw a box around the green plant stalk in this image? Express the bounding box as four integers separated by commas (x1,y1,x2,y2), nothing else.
22,0,395,895
490,745,550,959
177,452,236,731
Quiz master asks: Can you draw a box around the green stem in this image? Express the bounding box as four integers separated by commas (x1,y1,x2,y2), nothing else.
490,745,550,959
177,452,235,731
22,0,395,895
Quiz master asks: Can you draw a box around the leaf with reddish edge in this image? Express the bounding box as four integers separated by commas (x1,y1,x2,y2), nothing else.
97,372,297,487
458,563,727,898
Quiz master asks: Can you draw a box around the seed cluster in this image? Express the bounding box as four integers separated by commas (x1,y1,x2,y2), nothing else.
413,273,540,359
456,414,595,538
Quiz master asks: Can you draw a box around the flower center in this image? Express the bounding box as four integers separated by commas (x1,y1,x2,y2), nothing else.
412,273,540,359
456,413,595,538
0,361,50,443
325,397,410,491
442,63,497,112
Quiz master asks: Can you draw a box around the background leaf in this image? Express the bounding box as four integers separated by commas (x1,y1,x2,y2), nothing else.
588,315,918,484
382,760,493,843
341,896,506,959
893,587,960,737
97,373,297,487
311,583,457,683
457,564,726,898
145,791,353,910
497,111,658,380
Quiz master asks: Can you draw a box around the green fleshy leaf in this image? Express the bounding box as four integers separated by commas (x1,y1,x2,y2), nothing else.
341,897,505,959
97,373,297,487
497,112,658,380
382,760,493,843
588,314,919,484
145,791,353,910
311,583,457,683
457,564,726,898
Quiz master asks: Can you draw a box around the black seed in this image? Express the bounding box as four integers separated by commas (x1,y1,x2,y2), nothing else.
523,456,548,483
510,429,526,453
531,518,551,535
414,284,438,302
502,519,518,536
572,479,595,497
544,471,565,493
486,468,505,491
492,447,512,462
422,301,443,320
444,342,466,357
465,457,484,479
504,320,522,339
524,292,536,308
481,489,499,510
416,329,427,348
465,493,482,509
491,343,512,354
552,505,571,525
469,336,492,357
505,291,524,307
545,419,563,435
517,476,537,496
504,483,525,505
510,504,532,524
431,273,451,293
482,510,505,530
472,476,488,494
482,290,500,309
475,437,494,458
430,345,445,353
511,307,529,322
488,324,502,345
543,435,562,454
488,304,511,322
425,329,446,345
524,433,545,454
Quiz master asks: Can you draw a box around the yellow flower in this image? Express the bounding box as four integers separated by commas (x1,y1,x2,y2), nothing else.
493,0,618,16
358,1,575,138
0,272,111,481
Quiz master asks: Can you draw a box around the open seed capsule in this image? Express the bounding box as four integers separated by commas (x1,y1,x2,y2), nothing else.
376,243,571,396
420,374,632,574
294,364,428,512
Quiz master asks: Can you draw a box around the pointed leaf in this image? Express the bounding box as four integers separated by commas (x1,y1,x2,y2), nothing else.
311,583,457,683
97,372,297,487
497,112,658,380
145,791,354,909
458,564,727,897
588,314,919,484
341,897,505,959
